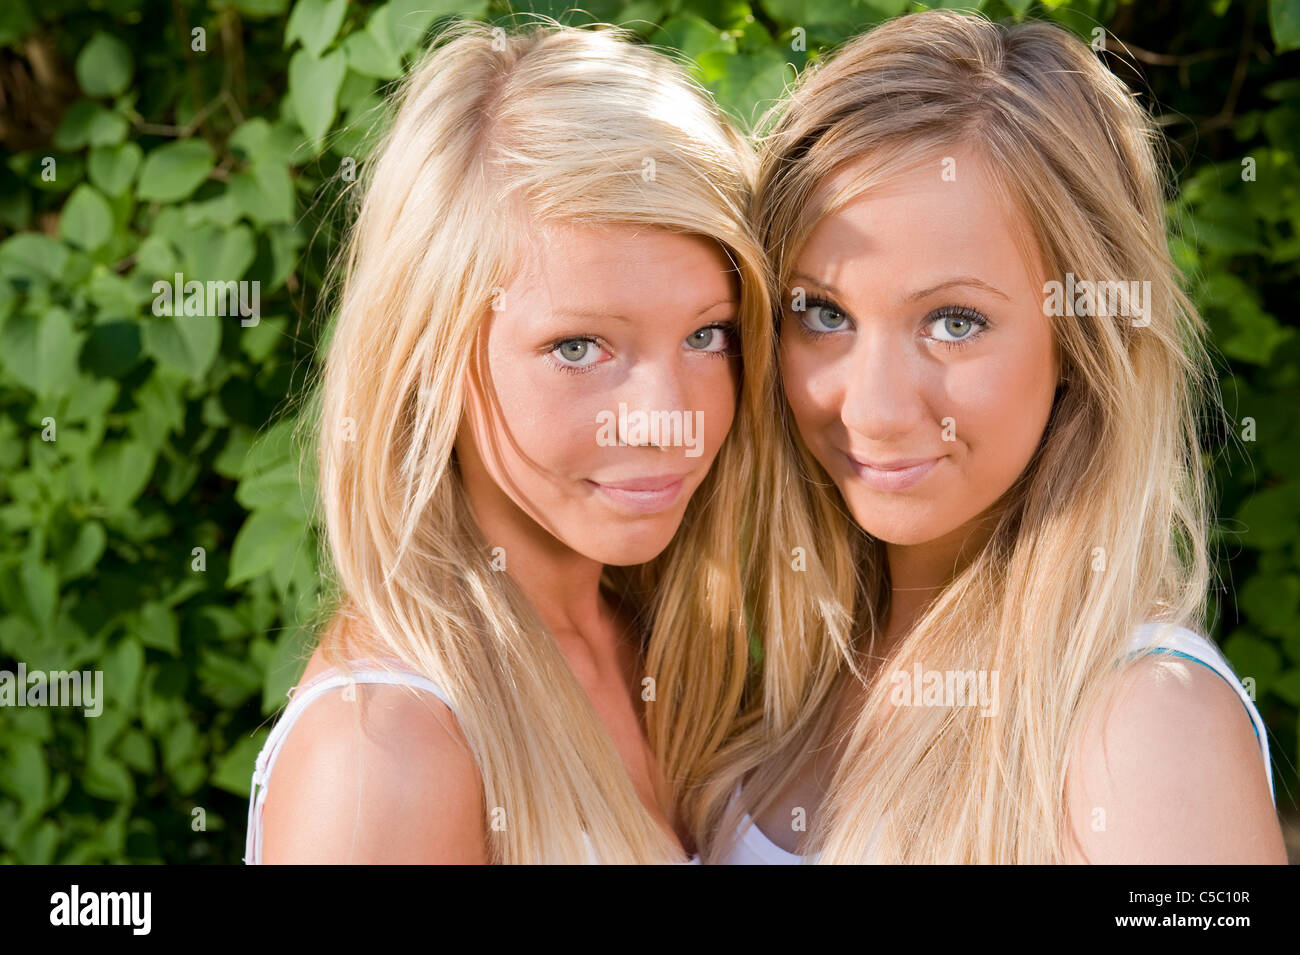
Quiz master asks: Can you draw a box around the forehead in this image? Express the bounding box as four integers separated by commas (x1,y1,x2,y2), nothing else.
798,146,1045,291
509,221,738,310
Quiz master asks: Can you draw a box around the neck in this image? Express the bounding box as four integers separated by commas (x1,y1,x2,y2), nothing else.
455,455,624,670
883,511,1000,642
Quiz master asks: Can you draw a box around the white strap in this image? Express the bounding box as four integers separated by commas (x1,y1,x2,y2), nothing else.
1128,623,1274,804
243,667,454,864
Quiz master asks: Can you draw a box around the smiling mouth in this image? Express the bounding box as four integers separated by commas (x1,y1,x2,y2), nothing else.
584,475,687,514
843,453,940,492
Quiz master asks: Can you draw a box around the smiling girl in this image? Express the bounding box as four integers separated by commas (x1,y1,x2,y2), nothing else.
243,19,819,864
702,10,1286,864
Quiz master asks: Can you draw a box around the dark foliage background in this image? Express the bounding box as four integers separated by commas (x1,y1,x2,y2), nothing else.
0,0,1296,862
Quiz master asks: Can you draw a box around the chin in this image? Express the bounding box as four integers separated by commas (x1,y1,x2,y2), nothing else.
840,495,950,547
584,522,680,567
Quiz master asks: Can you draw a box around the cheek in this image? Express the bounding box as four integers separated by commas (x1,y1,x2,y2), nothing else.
694,361,740,456
952,338,1056,491
480,345,601,487
779,338,840,444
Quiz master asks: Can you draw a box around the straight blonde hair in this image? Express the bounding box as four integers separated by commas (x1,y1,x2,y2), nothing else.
700,9,1220,863
304,18,841,863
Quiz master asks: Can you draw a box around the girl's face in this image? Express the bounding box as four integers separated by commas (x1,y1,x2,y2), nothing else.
458,222,741,566
779,147,1060,547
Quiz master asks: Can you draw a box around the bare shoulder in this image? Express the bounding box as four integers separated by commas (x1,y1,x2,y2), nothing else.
261,649,487,864
1063,653,1285,864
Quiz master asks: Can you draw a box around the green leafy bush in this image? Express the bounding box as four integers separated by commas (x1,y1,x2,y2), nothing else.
0,0,1295,862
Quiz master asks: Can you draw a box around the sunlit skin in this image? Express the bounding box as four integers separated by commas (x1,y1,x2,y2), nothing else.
779,146,1059,640
453,222,741,855
756,145,1285,863
269,223,742,862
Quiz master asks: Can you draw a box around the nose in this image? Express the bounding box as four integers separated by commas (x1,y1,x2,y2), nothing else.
617,357,690,450
839,326,928,443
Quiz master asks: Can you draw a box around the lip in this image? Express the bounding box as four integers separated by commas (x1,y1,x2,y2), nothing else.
585,474,688,515
843,453,940,492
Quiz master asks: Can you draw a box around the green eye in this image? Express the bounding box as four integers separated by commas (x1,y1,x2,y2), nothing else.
807,304,847,331
686,325,731,351
558,340,590,362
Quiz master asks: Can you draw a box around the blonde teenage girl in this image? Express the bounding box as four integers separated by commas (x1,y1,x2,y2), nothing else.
703,10,1286,864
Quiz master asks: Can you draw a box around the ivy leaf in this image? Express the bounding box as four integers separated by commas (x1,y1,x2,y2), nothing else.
57,521,107,581
228,509,306,586
1270,0,1300,52
142,314,221,381
288,48,347,144
0,232,69,281
285,0,347,57
87,142,143,197
1223,630,1282,695
137,602,180,655
1234,482,1300,549
137,140,217,204
0,306,84,397
59,184,114,251
343,26,403,80
91,439,157,513
211,729,268,797
54,100,128,150
76,32,133,98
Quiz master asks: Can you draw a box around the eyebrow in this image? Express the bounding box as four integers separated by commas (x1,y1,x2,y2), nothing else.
792,272,1010,302
553,298,738,322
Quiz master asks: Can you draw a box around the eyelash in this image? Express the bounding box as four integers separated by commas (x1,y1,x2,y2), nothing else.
792,297,990,351
544,322,740,376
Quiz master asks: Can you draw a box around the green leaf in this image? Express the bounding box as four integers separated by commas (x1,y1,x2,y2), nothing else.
91,439,156,513
235,458,308,517
234,0,289,17
230,162,295,225
0,232,69,281
1270,0,1300,51
19,560,57,628
383,0,481,55
76,32,133,98
59,184,114,251
0,737,49,813
137,140,217,203
137,602,180,655
83,753,134,801
53,101,128,151
1234,483,1300,549
285,0,348,57
57,521,106,581
0,307,84,397
142,314,221,381
87,142,143,197
228,509,306,585
263,621,312,714
1222,631,1282,693
343,28,403,80
211,729,269,797
288,48,347,143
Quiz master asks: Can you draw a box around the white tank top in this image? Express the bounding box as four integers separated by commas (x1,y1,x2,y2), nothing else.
244,659,700,864
719,622,1275,865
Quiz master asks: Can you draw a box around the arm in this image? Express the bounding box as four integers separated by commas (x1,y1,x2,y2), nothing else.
1063,654,1286,864
260,681,488,864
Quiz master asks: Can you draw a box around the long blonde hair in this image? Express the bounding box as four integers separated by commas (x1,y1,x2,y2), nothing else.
304,18,838,864
700,9,1219,863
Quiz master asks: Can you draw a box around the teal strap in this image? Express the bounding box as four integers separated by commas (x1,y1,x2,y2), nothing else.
1137,648,1260,743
